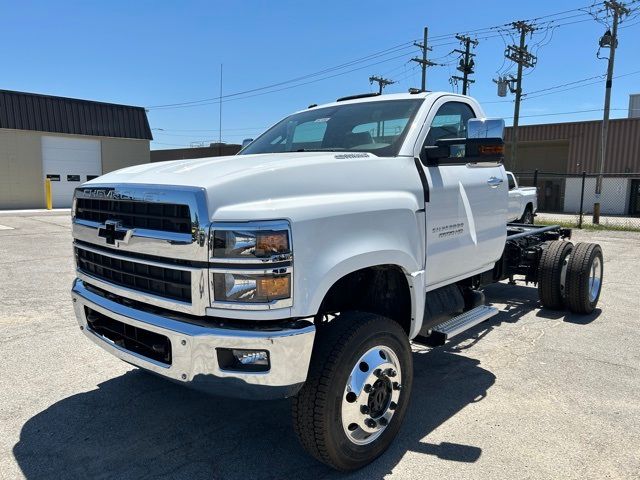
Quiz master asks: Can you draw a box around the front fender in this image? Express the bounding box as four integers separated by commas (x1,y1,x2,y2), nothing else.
290,203,425,337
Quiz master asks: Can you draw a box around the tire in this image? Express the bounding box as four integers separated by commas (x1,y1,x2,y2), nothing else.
520,205,534,224
565,242,603,314
292,312,413,471
538,240,573,309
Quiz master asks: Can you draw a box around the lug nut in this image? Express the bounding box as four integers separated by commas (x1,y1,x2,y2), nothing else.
393,382,402,391
360,405,370,414
364,384,372,393
365,418,377,429
378,417,388,426
386,368,397,378
373,369,382,377
389,401,397,410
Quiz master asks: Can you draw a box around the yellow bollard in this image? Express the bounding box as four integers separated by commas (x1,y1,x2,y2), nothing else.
45,178,52,210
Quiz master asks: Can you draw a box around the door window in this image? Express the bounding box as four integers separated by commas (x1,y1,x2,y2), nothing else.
507,173,516,190
424,102,476,146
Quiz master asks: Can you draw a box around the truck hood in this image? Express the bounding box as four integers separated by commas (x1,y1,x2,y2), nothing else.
93,153,351,189
88,152,423,221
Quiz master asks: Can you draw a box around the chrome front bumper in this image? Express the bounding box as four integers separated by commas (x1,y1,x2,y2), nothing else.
71,279,315,399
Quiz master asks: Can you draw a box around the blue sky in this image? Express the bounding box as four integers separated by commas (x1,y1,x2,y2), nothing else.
1,0,638,149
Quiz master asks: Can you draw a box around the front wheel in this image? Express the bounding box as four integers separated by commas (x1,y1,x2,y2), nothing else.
292,312,413,471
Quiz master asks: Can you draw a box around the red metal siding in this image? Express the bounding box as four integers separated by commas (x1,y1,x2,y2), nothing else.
504,118,640,173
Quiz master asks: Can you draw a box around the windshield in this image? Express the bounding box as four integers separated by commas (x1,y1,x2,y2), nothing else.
240,99,424,157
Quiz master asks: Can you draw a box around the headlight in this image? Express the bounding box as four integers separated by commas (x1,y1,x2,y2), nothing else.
212,271,291,303
210,221,293,309
213,229,290,259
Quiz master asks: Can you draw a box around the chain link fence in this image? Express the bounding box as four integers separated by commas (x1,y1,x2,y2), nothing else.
513,171,640,230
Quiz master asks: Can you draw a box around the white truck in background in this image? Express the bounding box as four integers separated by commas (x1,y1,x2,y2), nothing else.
70,91,603,471
506,171,538,223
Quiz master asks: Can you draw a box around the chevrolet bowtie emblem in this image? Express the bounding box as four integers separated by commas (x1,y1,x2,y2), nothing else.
98,220,132,246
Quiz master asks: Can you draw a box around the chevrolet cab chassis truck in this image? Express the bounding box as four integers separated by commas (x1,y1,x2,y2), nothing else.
70,92,603,471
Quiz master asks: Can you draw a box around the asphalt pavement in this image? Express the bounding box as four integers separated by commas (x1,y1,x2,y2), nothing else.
1,213,638,480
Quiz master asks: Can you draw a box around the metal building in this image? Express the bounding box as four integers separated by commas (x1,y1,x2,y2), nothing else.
0,89,152,209
150,143,242,162
503,111,640,216
630,93,640,119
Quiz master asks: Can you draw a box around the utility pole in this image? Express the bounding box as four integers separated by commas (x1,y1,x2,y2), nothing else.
451,35,478,95
369,75,395,94
505,21,536,172
218,64,223,156
411,27,437,91
593,1,630,224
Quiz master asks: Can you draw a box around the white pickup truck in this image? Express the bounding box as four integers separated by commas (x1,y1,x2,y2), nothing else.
70,92,603,471
506,171,538,223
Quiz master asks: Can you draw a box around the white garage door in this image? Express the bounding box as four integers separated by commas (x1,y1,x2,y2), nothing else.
42,136,102,208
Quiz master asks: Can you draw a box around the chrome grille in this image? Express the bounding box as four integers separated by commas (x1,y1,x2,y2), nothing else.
76,247,192,303
75,197,191,234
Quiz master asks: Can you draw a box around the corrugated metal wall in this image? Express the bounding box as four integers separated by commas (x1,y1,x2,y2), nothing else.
504,118,640,173
0,90,152,140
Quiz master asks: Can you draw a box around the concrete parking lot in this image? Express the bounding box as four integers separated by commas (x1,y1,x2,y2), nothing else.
1,212,639,480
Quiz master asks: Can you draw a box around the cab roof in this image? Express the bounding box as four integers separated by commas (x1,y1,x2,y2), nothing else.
301,91,473,113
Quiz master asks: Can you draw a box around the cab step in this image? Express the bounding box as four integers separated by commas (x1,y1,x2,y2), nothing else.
421,305,499,347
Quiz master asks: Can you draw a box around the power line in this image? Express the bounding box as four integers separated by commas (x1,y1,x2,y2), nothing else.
153,131,264,138
429,1,605,40
145,1,625,112
152,127,266,132
523,74,607,96
503,107,628,119
147,42,417,109
148,50,415,110
521,69,640,101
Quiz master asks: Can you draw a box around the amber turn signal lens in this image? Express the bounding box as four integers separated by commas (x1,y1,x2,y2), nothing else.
256,276,291,299
256,231,289,256
479,145,504,155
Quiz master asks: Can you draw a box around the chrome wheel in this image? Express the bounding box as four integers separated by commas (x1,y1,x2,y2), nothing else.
341,346,402,445
589,256,602,302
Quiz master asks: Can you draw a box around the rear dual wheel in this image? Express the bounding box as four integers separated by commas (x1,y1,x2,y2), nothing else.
292,312,412,472
565,242,603,314
538,240,603,314
538,240,573,310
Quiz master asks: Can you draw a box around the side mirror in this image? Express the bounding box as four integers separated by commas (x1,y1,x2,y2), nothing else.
423,144,451,162
242,138,254,148
466,118,505,140
423,139,466,165
421,117,506,166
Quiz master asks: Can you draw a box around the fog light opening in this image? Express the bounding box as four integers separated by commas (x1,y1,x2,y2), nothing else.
217,348,270,372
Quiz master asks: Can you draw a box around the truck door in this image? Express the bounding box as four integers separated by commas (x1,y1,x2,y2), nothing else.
417,99,508,288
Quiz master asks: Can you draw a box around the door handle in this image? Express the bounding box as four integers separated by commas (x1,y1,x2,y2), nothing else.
487,176,503,187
